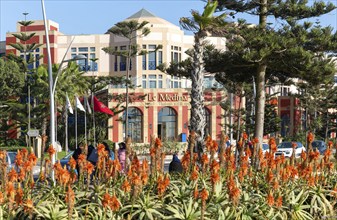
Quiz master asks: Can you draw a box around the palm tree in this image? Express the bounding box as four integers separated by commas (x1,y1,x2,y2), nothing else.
179,1,226,145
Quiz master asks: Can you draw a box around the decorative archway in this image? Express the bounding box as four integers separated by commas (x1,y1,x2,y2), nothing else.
158,107,177,141
123,107,143,142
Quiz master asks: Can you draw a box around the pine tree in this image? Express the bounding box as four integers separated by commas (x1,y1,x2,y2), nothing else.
205,0,337,147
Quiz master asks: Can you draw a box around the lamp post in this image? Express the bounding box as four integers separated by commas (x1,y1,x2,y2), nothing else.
41,0,86,182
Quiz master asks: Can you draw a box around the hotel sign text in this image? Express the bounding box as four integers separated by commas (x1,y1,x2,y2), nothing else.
148,93,188,102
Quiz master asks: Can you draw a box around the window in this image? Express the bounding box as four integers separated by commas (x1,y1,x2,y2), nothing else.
149,45,156,50
171,45,181,63
90,47,95,52
120,46,127,50
142,45,146,49
78,53,88,71
148,51,156,70
71,48,76,52
158,107,177,141
78,47,88,52
123,107,143,143
35,48,40,52
171,76,181,88
158,75,163,88
142,54,147,70
120,56,126,71
90,53,97,71
149,74,157,88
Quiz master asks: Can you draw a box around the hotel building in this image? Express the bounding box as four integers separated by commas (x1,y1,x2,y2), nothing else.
5,9,227,143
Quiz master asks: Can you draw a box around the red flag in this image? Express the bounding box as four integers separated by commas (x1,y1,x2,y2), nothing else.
93,96,114,116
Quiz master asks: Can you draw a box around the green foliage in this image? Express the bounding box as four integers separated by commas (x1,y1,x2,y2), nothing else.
0,58,25,99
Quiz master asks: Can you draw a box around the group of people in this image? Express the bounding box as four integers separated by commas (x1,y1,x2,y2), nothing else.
72,141,127,174
72,141,183,174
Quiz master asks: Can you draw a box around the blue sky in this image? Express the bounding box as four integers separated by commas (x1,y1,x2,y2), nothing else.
1,0,336,41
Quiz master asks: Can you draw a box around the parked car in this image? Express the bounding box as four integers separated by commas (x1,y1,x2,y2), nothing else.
59,151,74,170
275,141,306,158
262,143,269,154
6,151,17,171
311,140,327,155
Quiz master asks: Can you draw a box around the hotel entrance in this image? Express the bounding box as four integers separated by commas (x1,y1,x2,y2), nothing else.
158,107,176,141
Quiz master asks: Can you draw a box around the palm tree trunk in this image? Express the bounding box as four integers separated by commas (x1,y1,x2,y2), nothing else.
190,33,206,153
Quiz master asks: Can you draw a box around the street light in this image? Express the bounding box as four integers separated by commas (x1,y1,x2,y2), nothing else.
41,0,86,182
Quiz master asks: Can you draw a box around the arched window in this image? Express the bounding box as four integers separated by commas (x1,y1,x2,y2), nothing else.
158,107,177,141
123,107,143,143
205,108,211,136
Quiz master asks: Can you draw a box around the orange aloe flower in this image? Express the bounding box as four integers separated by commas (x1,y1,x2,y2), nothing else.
65,185,75,204
97,143,107,157
309,150,320,161
155,138,162,148
0,192,4,204
269,138,277,153
8,168,18,182
301,150,307,160
24,199,34,213
141,158,149,172
150,147,156,157
68,157,77,170
23,160,33,172
201,153,209,165
190,166,199,181
28,153,37,166
266,169,274,183
307,131,314,144
205,135,212,151
199,188,209,201
6,181,15,199
307,175,315,186
15,150,23,167
273,179,279,190
193,185,199,200
141,171,149,185
0,150,6,161
275,196,282,208
266,191,274,206
242,132,248,141
110,194,121,211
47,145,56,157
211,172,220,185
131,173,141,186
211,140,218,153
122,179,131,193
210,160,220,173
86,162,95,175
102,193,111,208
15,185,24,205
328,141,333,149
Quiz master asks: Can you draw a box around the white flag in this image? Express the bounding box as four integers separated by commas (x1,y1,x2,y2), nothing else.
85,96,92,114
75,96,86,112
66,94,73,114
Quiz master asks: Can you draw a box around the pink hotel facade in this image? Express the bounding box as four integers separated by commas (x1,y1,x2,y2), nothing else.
6,9,227,143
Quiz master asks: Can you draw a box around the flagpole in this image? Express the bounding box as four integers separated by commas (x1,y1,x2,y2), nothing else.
75,96,78,148
65,107,68,152
92,95,96,147
84,99,87,147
